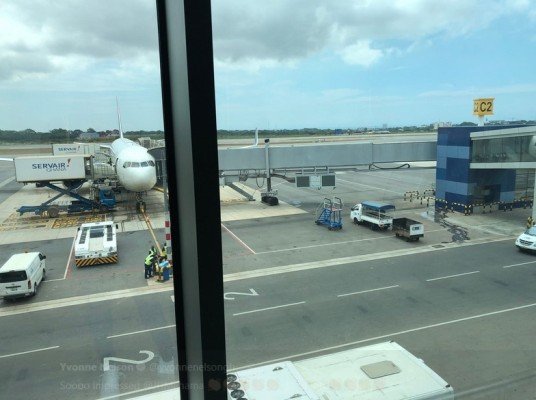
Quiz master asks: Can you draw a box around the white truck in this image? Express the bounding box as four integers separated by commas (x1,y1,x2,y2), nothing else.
74,221,118,267
227,341,454,400
351,201,395,230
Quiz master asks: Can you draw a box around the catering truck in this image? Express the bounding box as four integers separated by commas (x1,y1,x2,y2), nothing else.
350,201,395,230
392,217,424,241
14,155,90,183
227,341,454,399
74,221,118,267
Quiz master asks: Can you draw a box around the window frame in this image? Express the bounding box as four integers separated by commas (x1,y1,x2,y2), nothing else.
156,0,227,399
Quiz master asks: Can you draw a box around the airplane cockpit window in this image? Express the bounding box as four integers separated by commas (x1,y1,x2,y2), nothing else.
123,162,131,168
141,161,149,167
148,160,155,167
131,162,141,168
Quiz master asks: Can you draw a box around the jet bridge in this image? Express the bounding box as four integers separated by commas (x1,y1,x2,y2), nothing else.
218,139,437,204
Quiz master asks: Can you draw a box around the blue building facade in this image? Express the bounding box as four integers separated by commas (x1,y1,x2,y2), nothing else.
436,126,524,212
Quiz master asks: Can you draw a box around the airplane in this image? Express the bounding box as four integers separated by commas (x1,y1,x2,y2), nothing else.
97,99,157,193
0,102,157,195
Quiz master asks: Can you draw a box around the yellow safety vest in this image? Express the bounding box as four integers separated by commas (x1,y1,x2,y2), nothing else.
145,255,153,266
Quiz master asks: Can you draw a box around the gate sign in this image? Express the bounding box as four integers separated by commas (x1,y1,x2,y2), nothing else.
473,98,494,116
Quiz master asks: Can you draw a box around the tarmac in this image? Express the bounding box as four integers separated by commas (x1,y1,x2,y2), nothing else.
0,180,307,245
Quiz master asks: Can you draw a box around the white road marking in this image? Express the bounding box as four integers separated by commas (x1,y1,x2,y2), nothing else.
0,237,515,317
96,381,180,400
502,260,536,269
255,227,448,255
225,236,515,283
233,301,305,316
107,324,176,339
337,178,402,194
426,270,480,282
0,345,59,359
229,300,536,372
224,288,259,300
0,286,173,318
221,223,256,254
337,285,400,297
103,350,154,372
0,176,15,189
43,235,76,283
64,235,76,279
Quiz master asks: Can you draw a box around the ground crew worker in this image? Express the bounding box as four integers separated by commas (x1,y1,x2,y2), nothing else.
144,252,153,279
527,216,534,229
149,246,156,258
161,243,167,260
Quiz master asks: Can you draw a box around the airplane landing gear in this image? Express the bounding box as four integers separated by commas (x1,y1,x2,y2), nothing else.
135,194,146,213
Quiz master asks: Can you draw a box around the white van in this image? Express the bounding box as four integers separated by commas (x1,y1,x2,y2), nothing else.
0,252,46,300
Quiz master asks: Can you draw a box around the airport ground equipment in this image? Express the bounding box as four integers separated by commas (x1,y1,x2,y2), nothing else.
74,221,118,267
351,201,395,230
227,341,454,399
16,182,115,217
14,155,91,184
315,197,343,230
392,217,424,241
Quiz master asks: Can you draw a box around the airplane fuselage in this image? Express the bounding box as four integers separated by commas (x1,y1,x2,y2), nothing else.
111,138,157,192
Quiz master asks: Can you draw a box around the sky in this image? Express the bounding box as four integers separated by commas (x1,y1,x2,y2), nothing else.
0,0,535,131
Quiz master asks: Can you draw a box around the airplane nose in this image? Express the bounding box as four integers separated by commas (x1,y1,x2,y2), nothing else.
124,167,157,192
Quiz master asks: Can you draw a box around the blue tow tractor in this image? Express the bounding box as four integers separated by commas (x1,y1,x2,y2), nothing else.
315,197,343,230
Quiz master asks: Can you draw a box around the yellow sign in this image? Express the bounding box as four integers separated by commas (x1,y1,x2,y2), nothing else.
473,98,494,116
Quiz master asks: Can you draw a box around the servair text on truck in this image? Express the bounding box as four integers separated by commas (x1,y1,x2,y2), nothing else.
75,221,118,267
14,155,90,183
351,201,395,230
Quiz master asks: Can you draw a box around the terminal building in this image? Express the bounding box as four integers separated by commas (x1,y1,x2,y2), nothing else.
436,125,536,213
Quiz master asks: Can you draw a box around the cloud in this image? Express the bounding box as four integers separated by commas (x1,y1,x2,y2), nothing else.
212,0,535,70
0,0,158,83
337,41,384,67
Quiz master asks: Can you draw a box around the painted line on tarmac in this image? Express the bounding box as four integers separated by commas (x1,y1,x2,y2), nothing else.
0,345,59,359
426,270,480,282
255,227,448,255
0,176,15,189
0,286,173,318
337,285,400,298
233,301,305,316
503,260,536,269
107,324,176,339
221,223,256,254
96,381,180,400
224,236,516,283
43,235,76,283
64,235,76,279
229,300,536,372
337,178,402,194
